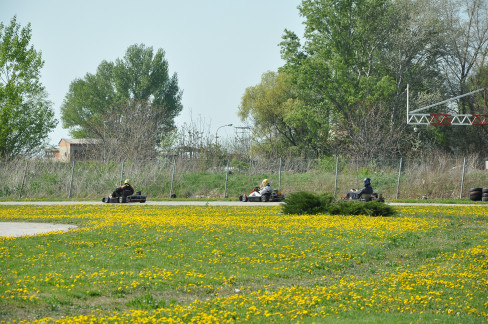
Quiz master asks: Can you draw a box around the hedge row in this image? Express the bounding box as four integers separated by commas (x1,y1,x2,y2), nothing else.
281,192,396,216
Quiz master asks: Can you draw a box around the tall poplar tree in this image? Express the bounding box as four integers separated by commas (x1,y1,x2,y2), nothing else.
0,16,57,158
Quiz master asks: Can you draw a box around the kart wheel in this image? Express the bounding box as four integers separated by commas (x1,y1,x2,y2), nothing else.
243,195,248,202
260,195,265,202
483,188,488,194
483,197,488,202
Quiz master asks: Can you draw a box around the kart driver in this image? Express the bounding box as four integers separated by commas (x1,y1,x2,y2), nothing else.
249,179,273,197
344,177,373,200
111,179,135,198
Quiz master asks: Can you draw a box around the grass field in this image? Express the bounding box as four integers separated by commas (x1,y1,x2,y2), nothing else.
0,204,487,323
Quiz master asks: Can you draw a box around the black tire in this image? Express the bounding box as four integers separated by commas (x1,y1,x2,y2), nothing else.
239,195,243,201
470,188,482,199
470,194,482,201
483,188,488,194
482,193,488,198
470,190,482,197
482,197,488,202
119,196,127,203
260,195,265,202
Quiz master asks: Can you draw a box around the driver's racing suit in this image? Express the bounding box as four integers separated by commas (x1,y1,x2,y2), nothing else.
112,183,135,198
249,183,273,197
345,184,373,200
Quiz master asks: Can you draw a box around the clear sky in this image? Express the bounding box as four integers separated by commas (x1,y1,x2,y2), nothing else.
1,0,305,146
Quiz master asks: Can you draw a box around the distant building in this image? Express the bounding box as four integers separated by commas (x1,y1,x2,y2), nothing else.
46,138,101,162
44,147,60,160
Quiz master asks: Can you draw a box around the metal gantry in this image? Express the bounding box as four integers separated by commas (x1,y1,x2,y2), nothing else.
407,85,488,126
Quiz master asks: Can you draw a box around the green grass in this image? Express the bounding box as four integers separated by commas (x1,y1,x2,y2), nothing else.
0,204,487,322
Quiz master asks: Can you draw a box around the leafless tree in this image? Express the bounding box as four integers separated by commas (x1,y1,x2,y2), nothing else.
439,0,488,112
168,115,214,160
335,103,409,159
102,100,161,162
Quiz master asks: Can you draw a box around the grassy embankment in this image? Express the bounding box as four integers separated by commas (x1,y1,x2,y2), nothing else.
1,158,488,201
1,204,487,323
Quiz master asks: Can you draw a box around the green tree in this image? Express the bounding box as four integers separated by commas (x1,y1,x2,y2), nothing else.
276,0,449,158
238,71,321,157
0,16,57,158
277,0,400,157
61,44,182,147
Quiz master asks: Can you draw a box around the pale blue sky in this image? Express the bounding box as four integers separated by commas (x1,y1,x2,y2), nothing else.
1,0,304,145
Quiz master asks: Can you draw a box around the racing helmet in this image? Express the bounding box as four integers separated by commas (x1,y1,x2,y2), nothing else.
364,177,371,186
124,179,131,185
262,179,269,187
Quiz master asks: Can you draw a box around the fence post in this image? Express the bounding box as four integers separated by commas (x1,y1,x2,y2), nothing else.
68,161,76,198
334,156,339,196
396,157,403,199
170,159,176,198
460,157,466,199
19,160,28,199
278,158,282,190
120,161,125,186
224,161,230,198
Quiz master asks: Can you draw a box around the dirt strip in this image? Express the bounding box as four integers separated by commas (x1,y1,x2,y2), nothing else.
0,222,78,238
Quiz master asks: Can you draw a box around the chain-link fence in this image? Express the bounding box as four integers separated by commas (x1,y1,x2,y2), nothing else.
1,155,487,200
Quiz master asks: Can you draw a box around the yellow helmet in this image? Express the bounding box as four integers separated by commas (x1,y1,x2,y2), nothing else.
124,179,131,185
262,179,269,187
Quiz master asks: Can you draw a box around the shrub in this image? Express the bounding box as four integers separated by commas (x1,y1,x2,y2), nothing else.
281,191,326,215
282,191,396,216
328,201,396,216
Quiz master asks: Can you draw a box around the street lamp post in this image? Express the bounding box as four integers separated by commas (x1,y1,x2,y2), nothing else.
215,124,233,146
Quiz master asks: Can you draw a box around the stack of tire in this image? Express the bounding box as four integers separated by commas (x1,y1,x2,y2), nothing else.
469,188,488,201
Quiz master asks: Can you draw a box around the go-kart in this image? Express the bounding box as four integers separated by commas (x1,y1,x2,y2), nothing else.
239,188,285,202
102,191,147,203
343,191,385,203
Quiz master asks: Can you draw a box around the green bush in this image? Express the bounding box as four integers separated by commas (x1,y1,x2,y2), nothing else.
281,191,326,215
328,201,396,216
282,191,395,216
